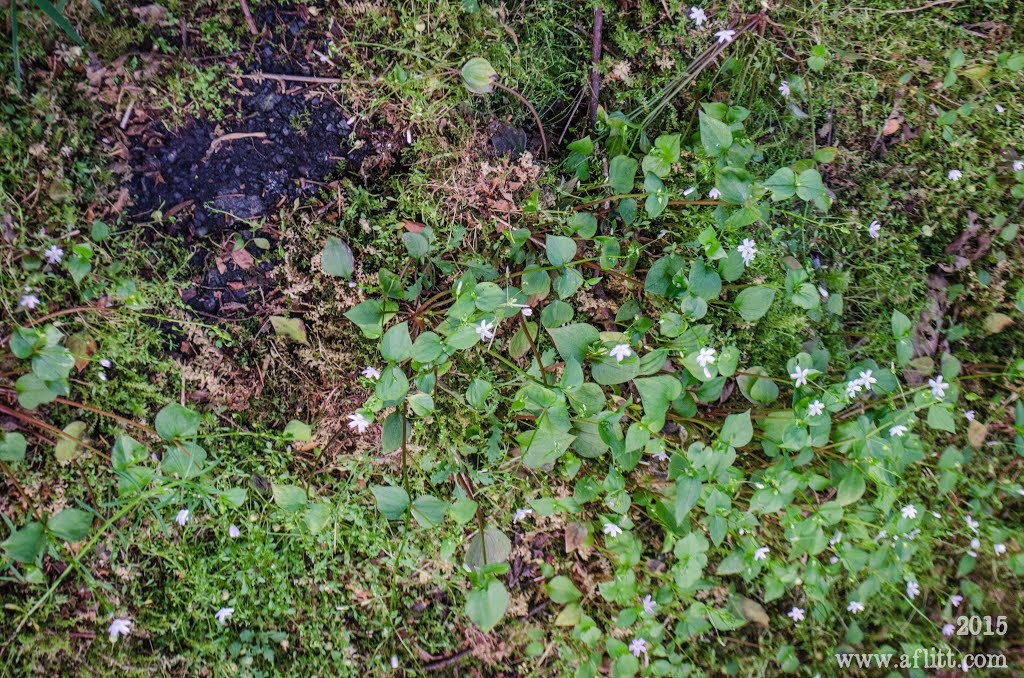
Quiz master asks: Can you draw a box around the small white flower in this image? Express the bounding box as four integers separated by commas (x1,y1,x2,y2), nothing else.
215,607,234,624
696,347,716,369
847,600,865,614
965,515,979,533
951,594,963,607
347,412,370,433
868,220,881,238
994,543,1006,556
790,366,813,388
754,546,770,561
906,580,920,599
947,169,962,181
708,188,721,199
901,505,917,520
779,81,791,97
683,186,696,197
99,358,112,368
715,29,736,44
688,6,707,26
846,379,864,398
787,606,805,622
361,366,381,380
890,424,908,437
108,618,132,642
513,508,532,524
609,343,633,362
474,319,496,341
1014,160,1024,172
830,555,839,564
603,522,623,537
18,293,40,310
98,372,108,382
928,375,948,399
808,400,824,417
629,637,648,657
390,656,399,669
737,238,758,265
175,509,190,526
996,104,1005,113
650,449,669,462
228,525,241,538
858,370,877,388
965,410,975,421
943,623,955,638
829,532,842,546
642,594,657,615
44,244,64,264
970,537,980,550
819,285,829,299
521,306,533,317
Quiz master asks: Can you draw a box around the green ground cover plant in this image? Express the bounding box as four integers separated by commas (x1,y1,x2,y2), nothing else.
1,0,1023,675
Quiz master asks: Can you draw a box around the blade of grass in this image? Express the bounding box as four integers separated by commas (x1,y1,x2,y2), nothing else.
11,0,21,91
29,0,84,45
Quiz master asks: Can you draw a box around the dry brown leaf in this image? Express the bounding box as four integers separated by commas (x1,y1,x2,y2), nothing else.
882,116,902,136
402,219,425,233
564,522,589,553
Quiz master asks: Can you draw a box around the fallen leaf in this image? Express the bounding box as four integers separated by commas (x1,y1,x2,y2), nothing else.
55,421,88,462
967,420,988,448
402,220,425,233
736,596,770,627
882,116,902,136
983,313,1013,334
565,522,589,553
270,316,308,344
231,247,255,270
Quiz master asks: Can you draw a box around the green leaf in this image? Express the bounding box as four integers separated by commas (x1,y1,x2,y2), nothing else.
321,237,354,277
48,508,92,542
688,259,721,301
283,420,313,442
155,403,200,441
272,484,308,512
737,366,779,405
375,365,410,404
381,322,413,362
608,155,637,194
467,378,492,409
699,112,733,157
465,527,512,568
10,326,42,359
634,375,682,431
545,235,577,267
519,422,576,469
2,521,44,563
927,405,956,432
304,503,332,534
32,346,74,382
0,432,27,462
547,323,599,363
734,286,775,321
466,580,508,631
407,392,435,416
15,373,61,409
836,470,866,506
345,299,394,339
411,495,449,528
54,421,87,462
791,283,820,310
270,315,309,344
371,484,410,520
111,435,145,471
547,575,582,603
641,134,680,178
411,331,444,363
161,442,207,479
30,0,84,45
796,169,827,204
764,167,797,200
643,172,668,218
402,231,430,258
720,410,753,447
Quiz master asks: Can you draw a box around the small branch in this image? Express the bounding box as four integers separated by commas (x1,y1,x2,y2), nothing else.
239,0,258,35
238,72,346,85
588,7,603,129
519,315,547,384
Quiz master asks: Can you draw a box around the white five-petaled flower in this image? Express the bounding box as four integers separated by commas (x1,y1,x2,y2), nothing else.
475,319,496,341
708,188,721,199
44,244,64,264
808,400,825,417
175,509,190,526
947,169,962,181
715,29,736,44
847,600,865,614
688,6,707,26
347,412,370,434
890,424,909,437
790,366,813,388
1014,160,1024,172
858,370,877,388
18,293,40,310
846,378,864,398
779,81,791,97
361,366,381,380
994,543,1006,556
108,618,132,642
629,637,648,657
737,238,758,265
868,220,881,238
650,449,669,462
696,347,716,370
928,375,948,399
513,508,532,524
965,410,975,421
951,594,963,607
901,504,918,520
229,524,241,538
521,306,533,317
787,606,805,622
609,343,633,363
603,522,623,537
906,581,920,599
753,546,770,561
943,623,955,638
642,594,657,615
215,607,234,624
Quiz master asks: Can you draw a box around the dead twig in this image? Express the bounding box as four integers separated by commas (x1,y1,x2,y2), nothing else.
238,72,346,85
203,132,267,161
588,7,603,129
239,0,258,35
